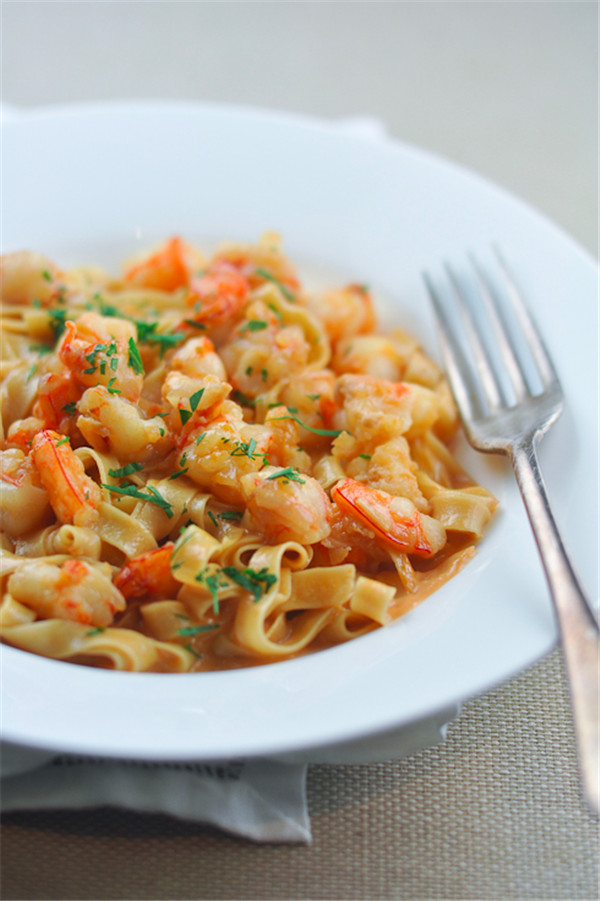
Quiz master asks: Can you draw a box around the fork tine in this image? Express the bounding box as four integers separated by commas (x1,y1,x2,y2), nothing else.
492,246,561,390
444,262,505,410
468,253,530,401
423,270,486,423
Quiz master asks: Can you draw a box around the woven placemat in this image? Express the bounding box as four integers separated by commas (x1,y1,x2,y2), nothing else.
1,647,598,901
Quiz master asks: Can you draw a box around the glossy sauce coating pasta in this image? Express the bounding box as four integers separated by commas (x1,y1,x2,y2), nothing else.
0,235,497,671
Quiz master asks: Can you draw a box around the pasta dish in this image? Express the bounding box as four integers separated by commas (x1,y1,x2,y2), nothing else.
0,234,497,672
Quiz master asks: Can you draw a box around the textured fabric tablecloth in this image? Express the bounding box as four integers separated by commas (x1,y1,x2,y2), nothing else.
1,647,597,900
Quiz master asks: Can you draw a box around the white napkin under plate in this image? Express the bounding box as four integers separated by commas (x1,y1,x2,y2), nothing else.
0,705,459,843
0,108,458,843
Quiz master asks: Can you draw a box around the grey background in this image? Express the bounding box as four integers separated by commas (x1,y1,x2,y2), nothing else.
2,0,597,257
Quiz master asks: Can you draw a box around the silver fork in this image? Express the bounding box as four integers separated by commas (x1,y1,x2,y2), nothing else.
423,250,599,815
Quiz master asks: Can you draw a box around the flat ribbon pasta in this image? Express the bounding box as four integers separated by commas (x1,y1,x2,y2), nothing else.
0,235,498,673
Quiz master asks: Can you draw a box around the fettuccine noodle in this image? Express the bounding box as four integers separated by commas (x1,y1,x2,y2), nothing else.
0,234,497,671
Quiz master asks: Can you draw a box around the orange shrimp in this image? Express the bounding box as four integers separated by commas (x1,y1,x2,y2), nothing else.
184,260,249,330
8,558,125,627
57,314,143,402
123,236,190,292
114,543,179,600
331,478,445,558
34,368,81,429
30,430,101,527
5,416,45,453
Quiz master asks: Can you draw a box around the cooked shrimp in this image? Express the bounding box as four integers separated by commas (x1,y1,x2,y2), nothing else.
219,300,312,397
161,371,231,435
34,367,81,430
334,373,440,445
30,429,101,527
302,284,375,344
0,448,50,537
344,436,429,512
333,335,403,381
331,478,445,558
77,385,174,465
169,336,227,380
123,236,200,292
262,405,311,471
8,558,125,627
240,465,332,545
216,231,301,297
5,416,45,453
57,312,143,402
114,543,179,600
183,410,270,505
184,260,249,338
277,370,338,451
0,251,64,307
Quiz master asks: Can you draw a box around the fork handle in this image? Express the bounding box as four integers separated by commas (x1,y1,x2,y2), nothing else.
510,437,599,815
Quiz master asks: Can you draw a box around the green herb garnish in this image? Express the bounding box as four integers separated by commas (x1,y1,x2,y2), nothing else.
221,566,277,603
254,268,296,302
48,308,67,340
127,337,145,375
102,482,173,517
177,624,220,637
270,413,345,438
240,319,268,333
108,462,144,478
266,466,306,483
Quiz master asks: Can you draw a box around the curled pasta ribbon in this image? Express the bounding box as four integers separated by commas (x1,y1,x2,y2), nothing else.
0,614,192,672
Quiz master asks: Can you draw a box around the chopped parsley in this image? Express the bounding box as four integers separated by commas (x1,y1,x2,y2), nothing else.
102,482,173,517
232,390,256,408
127,337,145,375
254,268,296,302
190,388,205,411
230,438,261,459
219,510,243,522
62,401,77,417
195,568,225,614
108,462,144,479
93,293,119,317
134,320,186,355
106,377,121,395
266,466,306,483
178,388,205,427
176,624,220,637
222,566,277,603
48,308,67,340
28,343,52,355
168,465,189,480
270,412,346,438
240,319,268,333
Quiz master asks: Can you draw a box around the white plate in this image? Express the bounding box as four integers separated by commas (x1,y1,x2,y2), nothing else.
1,101,597,761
